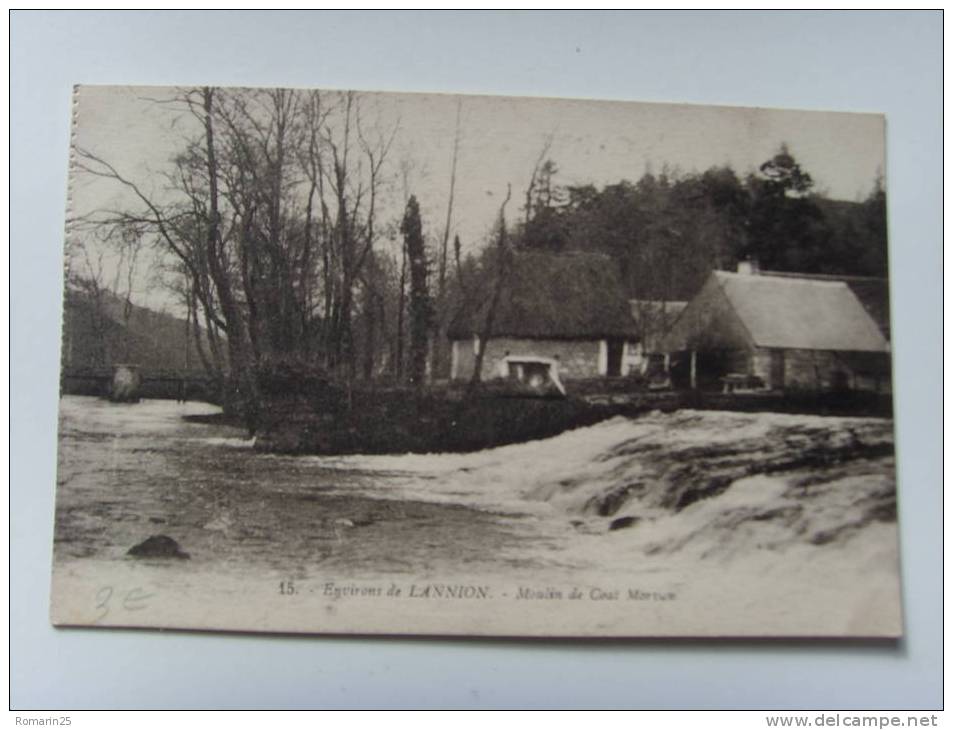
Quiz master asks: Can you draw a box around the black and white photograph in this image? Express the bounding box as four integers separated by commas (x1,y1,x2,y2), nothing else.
52,84,901,637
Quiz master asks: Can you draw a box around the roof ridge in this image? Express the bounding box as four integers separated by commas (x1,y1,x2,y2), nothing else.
759,269,887,283
715,270,847,288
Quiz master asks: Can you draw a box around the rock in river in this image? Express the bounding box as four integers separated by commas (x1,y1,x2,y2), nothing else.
608,516,640,532
127,535,190,560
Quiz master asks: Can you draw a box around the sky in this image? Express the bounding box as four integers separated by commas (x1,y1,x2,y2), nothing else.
69,84,886,312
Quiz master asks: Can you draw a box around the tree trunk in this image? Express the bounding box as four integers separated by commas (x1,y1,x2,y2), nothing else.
430,100,462,380
468,185,512,396
201,87,259,430
362,290,376,380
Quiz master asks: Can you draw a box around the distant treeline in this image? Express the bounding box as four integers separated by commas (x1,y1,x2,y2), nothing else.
507,147,888,300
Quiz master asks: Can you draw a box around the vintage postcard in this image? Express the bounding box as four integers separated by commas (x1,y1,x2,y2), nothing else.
52,85,901,637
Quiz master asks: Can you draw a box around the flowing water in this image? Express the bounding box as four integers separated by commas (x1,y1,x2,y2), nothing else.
51,395,903,636
54,396,581,584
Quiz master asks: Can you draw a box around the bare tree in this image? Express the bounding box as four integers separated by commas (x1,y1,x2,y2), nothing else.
75,85,398,426
522,135,554,227
429,98,463,380
296,90,398,379
468,184,512,395
72,90,251,414
110,223,144,362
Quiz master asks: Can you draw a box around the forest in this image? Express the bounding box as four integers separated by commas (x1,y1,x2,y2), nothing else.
68,86,889,430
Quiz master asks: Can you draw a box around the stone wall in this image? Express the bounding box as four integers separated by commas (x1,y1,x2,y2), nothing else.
451,337,603,381
752,347,888,392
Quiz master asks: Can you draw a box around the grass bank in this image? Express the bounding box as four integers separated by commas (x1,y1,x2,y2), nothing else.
186,378,893,456
254,387,624,455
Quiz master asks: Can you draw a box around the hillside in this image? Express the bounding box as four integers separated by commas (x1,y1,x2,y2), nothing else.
61,287,215,373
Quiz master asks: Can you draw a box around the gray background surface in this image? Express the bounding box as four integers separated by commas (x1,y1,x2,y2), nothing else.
11,10,942,709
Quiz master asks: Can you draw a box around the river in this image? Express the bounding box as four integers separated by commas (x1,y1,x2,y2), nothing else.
50,395,903,637
54,396,583,583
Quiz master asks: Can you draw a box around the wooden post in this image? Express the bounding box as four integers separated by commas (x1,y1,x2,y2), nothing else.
597,340,608,376
450,340,459,381
690,350,697,390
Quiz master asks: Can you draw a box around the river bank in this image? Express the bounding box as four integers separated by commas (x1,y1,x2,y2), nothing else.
186,382,893,456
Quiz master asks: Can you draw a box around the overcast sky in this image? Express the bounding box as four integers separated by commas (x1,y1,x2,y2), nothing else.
71,84,886,311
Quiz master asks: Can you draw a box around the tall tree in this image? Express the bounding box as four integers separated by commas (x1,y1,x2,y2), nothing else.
757,143,814,197
518,158,568,251
468,184,512,395
745,144,826,272
401,196,431,386
430,98,464,379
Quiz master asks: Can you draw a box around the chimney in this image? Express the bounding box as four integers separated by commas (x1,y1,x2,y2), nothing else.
737,258,760,276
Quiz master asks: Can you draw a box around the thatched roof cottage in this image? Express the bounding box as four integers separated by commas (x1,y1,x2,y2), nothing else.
448,251,639,383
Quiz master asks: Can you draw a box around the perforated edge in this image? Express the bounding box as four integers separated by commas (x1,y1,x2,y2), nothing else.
59,84,82,375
